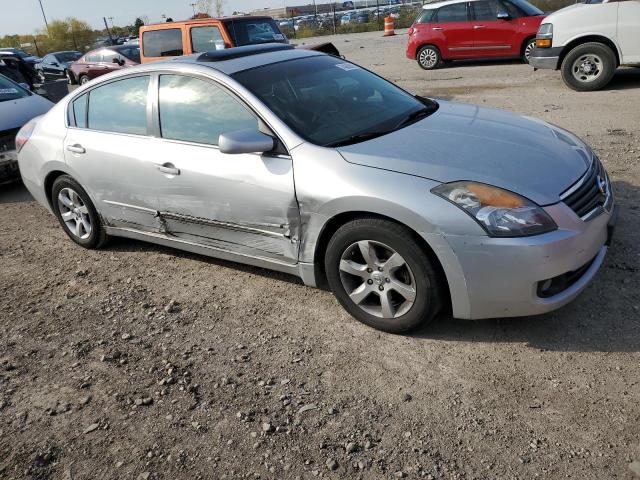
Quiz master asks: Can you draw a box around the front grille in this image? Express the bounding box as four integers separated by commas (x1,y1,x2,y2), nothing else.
0,127,20,153
562,156,610,220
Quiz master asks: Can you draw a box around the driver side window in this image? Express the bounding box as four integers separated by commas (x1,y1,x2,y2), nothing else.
158,75,258,146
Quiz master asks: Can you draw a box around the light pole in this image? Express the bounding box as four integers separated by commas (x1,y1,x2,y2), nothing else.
190,2,197,16
37,0,49,34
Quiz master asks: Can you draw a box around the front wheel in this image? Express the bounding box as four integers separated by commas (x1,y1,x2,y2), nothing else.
417,45,442,70
51,175,107,249
522,38,536,64
561,42,616,92
325,218,442,333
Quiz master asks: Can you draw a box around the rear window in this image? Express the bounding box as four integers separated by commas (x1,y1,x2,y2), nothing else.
143,29,183,57
416,9,435,23
0,74,29,102
223,19,287,47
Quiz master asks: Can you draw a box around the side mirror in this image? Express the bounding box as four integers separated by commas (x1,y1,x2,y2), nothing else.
497,11,511,19
112,58,124,66
51,61,59,66
218,128,275,155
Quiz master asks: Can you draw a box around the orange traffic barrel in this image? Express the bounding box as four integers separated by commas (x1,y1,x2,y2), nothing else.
384,16,395,36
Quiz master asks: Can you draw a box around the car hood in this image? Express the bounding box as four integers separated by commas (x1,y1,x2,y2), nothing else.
337,101,591,206
0,94,54,131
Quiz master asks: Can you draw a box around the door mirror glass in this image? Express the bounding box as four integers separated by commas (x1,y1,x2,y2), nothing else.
219,128,275,155
497,10,511,19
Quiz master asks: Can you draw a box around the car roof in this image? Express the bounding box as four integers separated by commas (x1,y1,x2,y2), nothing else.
167,43,323,75
422,0,481,9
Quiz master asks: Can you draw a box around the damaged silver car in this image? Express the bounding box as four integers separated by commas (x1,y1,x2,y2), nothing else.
18,44,616,333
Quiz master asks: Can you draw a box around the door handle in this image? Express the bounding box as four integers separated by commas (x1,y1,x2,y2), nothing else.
155,163,180,175
66,144,85,154
432,27,443,31
474,25,486,29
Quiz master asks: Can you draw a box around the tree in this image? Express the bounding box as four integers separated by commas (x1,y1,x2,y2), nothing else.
214,0,225,16
132,17,145,35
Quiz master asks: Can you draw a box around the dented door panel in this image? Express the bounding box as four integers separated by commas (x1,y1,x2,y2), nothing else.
149,138,300,264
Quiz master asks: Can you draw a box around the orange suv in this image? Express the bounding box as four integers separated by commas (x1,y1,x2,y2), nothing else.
139,16,338,63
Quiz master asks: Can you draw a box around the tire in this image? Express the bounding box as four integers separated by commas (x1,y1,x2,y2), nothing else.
79,75,90,85
560,42,616,92
417,45,442,70
522,38,536,64
51,175,107,249
325,218,442,334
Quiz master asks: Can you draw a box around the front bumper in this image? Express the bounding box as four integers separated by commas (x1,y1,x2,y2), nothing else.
431,201,615,320
0,150,20,184
529,46,562,70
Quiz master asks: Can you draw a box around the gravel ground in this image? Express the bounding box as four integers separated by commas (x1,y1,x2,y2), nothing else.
1,30,640,480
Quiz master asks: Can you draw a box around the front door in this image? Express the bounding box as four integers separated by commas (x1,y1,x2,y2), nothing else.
470,0,519,57
148,73,300,264
63,75,160,232
618,0,640,64
432,3,474,59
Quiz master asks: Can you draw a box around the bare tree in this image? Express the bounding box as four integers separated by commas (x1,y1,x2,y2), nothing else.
196,0,213,15
214,0,225,16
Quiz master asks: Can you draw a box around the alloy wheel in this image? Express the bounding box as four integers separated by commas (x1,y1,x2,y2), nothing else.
338,240,416,319
524,41,536,62
57,187,92,240
572,54,603,83
419,48,438,69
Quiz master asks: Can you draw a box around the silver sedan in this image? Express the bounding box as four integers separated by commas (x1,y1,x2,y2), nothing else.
17,44,616,333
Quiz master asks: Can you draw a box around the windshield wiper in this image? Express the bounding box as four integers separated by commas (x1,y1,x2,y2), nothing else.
324,130,390,148
393,103,438,130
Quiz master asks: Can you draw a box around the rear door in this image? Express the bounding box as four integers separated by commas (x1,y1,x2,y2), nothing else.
617,0,640,64
431,3,474,59
64,75,160,232
470,0,519,56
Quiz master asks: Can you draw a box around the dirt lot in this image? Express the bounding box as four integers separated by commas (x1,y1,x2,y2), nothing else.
1,30,640,480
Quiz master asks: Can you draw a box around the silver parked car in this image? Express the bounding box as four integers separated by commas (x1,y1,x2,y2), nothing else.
17,44,616,333
1,74,53,183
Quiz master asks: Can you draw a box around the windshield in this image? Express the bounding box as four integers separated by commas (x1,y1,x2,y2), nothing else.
232,55,434,147
118,47,140,63
0,74,29,102
509,0,544,16
57,51,82,62
223,18,287,46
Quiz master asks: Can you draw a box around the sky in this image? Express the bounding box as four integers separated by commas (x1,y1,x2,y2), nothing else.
0,0,287,36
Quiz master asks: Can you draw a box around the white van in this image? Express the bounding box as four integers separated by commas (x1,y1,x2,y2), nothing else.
529,0,640,91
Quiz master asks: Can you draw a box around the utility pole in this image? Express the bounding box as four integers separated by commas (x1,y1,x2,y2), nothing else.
37,0,49,34
190,2,197,16
103,17,114,44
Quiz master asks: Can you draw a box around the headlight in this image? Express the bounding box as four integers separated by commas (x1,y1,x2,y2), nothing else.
431,181,557,237
536,23,553,48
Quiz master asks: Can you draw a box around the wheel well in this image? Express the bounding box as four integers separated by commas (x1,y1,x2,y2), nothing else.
43,170,67,209
560,36,621,68
312,211,451,309
520,35,536,56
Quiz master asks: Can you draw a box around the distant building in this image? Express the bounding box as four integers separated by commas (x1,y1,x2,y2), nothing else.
250,1,404,18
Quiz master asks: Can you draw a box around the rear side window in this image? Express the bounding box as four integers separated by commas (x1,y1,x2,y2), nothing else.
472,0,500,20
158,75,258,145
416,9,436,24
142,29,183,57
224,19,286,46
72,94,87,127
191,26,225,53
85,53,100,62
436,3,469,22
87,76,149,135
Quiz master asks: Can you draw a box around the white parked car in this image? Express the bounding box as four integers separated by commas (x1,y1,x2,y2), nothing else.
529,0,640,91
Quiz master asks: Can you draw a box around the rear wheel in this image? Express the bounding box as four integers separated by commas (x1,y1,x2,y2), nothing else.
561,42,616,91
79,74,90,85
51,175,107,249
417,45,441,70
522,38,536,64
325,218,442,333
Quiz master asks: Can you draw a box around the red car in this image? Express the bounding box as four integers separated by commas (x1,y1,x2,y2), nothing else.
407,0,545,70
68,45,140,85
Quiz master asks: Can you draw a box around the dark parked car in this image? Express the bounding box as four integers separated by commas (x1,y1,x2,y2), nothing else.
0,48,41,68
0,52,38,89
35,51,82,83
68,45,140,85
